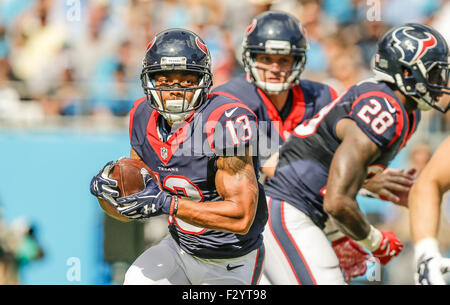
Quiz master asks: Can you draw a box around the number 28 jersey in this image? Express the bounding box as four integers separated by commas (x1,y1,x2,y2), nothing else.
265,79,421,228
129,94,268,259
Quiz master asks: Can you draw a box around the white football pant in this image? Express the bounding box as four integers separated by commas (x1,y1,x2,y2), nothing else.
262,197,346,285
123,235,265,285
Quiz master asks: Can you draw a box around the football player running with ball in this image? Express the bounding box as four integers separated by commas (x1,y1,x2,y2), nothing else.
262,23,450,284
410,137,450,285
90,29,267,285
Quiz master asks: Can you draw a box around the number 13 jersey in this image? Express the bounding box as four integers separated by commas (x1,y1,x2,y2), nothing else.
265,79,420,229
129,94,268,259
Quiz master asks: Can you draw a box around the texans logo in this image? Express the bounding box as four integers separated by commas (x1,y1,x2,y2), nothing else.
246,19,257,36
195,37,209,56
392,26,437,64
146,37,156,51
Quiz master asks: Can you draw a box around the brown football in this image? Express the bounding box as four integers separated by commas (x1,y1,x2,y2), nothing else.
98,158,153,223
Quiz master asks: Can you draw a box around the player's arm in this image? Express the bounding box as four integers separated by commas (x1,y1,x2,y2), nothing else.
130,148,142,160
118,147,258,234
323,118,380,240
410,137,450,284
361,168,416,207
118,107,260,234
261,152,278,179
172,105,259,233
323,118,402,264
410,138,450,242
175,146,258,234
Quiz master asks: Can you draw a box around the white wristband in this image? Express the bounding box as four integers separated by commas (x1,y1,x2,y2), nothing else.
414,237,440,261
358,188,380,199
356,225,382,251
323,218,345,242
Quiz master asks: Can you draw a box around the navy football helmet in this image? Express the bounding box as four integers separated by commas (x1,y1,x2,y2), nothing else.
242,11,309,94
373,23,450,113
141,29,213,123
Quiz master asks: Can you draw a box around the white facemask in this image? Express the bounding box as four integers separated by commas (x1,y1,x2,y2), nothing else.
162,99,194,123
248,55,302,94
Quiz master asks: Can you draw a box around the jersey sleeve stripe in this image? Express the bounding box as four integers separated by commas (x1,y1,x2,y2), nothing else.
384,97,404,148
208,91,259,121
208,91,243,103
129,97,147,141
399,109,416,150
328,86,338,102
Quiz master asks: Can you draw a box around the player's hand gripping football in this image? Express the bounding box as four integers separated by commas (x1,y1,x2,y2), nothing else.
371,231,403,265
415,238,450,285
90,161,120,206
363,168,416,207
116,168,173,219
332,236,371,282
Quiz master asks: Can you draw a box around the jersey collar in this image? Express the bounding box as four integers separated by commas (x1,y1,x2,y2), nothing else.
147,111,194,165
256,85,306,141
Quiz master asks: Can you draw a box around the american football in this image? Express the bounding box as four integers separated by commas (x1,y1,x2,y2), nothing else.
98,158,153,222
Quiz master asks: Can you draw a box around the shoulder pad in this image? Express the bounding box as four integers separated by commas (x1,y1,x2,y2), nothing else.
350,91,405,148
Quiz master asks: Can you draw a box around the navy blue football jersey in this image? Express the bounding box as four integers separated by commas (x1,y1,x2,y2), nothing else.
212,76,337,163
265,79,421,228
129,95,268,259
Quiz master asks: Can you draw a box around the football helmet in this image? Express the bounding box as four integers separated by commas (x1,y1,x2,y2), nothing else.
373,23,450,113
242,11,309,94
141,29,213,123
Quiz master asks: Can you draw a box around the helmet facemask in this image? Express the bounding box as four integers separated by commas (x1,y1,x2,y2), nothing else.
141,66,212,123
421,60,450,113
244,51,306,94
394,59,450,113
243,44,306,94
140,29,213,124
241,11,309,94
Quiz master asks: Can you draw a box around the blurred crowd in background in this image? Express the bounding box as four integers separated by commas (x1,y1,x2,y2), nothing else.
0,0,449,284
0,0,449,130
0,206,44,284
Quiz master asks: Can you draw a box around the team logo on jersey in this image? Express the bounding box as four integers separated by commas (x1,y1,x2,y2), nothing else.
392,26,437,65
161,147,168,160
224,107,238,117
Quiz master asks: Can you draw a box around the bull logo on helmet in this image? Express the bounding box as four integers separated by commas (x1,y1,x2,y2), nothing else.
392,26,437,65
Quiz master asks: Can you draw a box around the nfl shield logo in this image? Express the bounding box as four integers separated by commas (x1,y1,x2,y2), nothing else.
161,147,168,160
